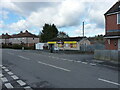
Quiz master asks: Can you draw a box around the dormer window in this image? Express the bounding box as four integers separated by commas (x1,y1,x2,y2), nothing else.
117,13,120,24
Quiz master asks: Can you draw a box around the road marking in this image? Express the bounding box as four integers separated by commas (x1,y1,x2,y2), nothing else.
11,75,19,80
62,59,73,62
38,61,71,72
98,78,120,86
4,69,9,72
4,83,14,88
2,66,6,69
81,62,88,64
76,61,81,63
52,56,59,59
90,63,96,66
18,55,30,60
1,77,8,82
7,52,14,55
0,73,3,77
7,72,14,75
0,65,2,67
24,86,33,90
17,80,26,86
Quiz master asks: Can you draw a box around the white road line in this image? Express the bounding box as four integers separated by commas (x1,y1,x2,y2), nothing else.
62,58,67,60
69,60,74,62
24,86,33,90
98,78,120,86
4,69,9,72
7,52,14,55
17,80,26,86
0,73,3,77
81,62,88,64
11,75,19,80
7,72,13,75
62,59,73,62
5,83,14,88
76,61,81,63
38,61,71,72
90,63,96,66
18,55,30,60
2,66,6,69
0,65,2,67
1,77,8,82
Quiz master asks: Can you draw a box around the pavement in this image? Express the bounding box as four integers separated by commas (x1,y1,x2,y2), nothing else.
1,49,120,89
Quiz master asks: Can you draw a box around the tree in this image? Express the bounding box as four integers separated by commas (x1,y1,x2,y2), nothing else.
40,24,58,42
57,31,69,38
38,31,42,42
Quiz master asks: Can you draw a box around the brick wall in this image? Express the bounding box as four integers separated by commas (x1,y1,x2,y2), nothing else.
105,14,118,31
105,39,118,50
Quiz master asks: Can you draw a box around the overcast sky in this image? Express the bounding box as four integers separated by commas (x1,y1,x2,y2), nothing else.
0,0,118,37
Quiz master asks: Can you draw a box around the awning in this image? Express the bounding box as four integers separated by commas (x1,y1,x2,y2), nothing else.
47,42,56,44
64,41,77,44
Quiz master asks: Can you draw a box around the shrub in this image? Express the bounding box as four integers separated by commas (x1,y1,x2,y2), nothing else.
12,44,23,49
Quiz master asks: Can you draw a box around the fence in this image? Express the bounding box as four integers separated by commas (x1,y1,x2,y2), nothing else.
80,43,105,52
94,50,120,62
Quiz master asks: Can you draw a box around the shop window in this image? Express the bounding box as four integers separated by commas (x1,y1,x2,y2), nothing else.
70,44,77,48
58,44,64,47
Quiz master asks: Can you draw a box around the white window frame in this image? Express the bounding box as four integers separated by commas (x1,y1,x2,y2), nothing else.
117,13,120,24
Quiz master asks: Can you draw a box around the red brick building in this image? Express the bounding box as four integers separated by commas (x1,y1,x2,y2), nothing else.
104,0,120,50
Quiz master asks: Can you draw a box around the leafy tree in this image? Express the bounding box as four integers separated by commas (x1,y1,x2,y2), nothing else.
40,24,58,42
38,31,42,42
57,31,69,38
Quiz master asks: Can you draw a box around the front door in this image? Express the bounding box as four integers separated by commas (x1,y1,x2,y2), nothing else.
118,39,120,50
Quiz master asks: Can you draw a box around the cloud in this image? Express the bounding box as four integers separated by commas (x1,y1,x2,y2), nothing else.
0,10,9,19
1,0,118,36
0,21,4,29
9,19,29,32
73,23,105,37
25,0,86,28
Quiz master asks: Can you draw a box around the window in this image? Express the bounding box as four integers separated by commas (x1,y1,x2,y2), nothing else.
117,13,120,24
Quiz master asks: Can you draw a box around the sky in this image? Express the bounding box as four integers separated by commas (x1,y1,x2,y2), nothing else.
0,0,118,37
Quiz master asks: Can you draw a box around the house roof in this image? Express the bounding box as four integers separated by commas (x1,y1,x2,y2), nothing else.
49,37,86,42
0,33,11,39
104,1,120,15
11,30,38,38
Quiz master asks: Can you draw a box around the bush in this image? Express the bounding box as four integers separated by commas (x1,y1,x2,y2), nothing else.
2,44,35,50
2,44,12,48
12,44,22,49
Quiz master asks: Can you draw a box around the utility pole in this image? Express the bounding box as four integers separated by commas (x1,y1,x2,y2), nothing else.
83,21,84,37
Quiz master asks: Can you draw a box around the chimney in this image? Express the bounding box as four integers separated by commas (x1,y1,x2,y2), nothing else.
6,33,8,35
20,31,23,33
25,30,28,33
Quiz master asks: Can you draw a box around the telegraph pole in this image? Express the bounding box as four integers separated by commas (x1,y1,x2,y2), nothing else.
83,21,84,37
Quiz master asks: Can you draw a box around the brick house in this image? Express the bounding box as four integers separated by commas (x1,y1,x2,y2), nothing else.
0,30,39,47
104,0,120,50
0,33,11,45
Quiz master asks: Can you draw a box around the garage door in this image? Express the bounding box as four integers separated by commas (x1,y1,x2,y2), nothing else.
118,39,120,50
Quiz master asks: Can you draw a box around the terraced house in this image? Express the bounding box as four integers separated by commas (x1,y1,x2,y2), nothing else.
0,30,39,47
104,0,120,50
0,33,11,45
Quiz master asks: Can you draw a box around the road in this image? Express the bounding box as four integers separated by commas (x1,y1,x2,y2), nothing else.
1,49,120,89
